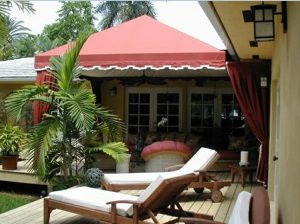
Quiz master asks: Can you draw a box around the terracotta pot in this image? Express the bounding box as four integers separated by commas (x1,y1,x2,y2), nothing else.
1,155,19,170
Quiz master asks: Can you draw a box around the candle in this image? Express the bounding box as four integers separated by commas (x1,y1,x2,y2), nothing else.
240,151,249,166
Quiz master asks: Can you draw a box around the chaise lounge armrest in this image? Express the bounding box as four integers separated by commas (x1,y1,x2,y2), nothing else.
179,217,224,224
106,199,143,207
165,164,185,171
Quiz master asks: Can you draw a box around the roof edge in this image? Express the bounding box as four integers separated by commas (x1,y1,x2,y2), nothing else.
198,2,239,61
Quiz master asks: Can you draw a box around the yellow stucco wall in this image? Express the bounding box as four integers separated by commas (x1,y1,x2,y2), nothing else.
268,80,277,202
101,79,126,120
270,2,300,223
0,82,34,124
0,83,32,99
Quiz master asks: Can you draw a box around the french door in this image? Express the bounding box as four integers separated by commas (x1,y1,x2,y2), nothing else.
188,88,243,135
126,88,182,134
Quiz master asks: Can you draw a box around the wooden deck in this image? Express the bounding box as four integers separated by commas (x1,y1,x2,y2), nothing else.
0,172,261,224
0,160,48,187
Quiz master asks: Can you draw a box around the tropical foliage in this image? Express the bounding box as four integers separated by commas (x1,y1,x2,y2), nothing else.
7,1,97,58
0,17,31,60
95,1,156,30
5,17,30,43
13,34,36,58
42,1,96,45
5,34,127,181
35,35,60,53
4,1,158,59
0,1,34,59
0,1,34,44
0,124,26,156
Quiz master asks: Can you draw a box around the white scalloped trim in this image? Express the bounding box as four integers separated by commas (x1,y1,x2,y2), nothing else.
35,64,225,72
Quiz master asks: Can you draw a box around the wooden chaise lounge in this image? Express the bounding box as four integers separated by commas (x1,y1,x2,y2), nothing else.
102,147,231,202
44,173,213,224
179,186,270,224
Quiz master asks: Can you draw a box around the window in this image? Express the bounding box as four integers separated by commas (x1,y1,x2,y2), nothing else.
126,88,181,134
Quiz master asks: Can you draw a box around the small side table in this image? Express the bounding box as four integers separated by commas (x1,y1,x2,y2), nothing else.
229,165,257,187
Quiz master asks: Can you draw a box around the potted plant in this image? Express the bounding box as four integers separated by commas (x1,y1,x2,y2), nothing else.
0,124,26,170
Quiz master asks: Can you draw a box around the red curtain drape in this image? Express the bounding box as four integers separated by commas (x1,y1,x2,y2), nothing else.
227,61,270,186
33,70,54,124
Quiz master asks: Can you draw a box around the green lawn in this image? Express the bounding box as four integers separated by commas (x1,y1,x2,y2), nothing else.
0,192,38,214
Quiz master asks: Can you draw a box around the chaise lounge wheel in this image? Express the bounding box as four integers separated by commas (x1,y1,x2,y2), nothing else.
211,190,223,202
193,187,204,194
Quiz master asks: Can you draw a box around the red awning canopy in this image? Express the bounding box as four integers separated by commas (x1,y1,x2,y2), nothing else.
35,15,226,71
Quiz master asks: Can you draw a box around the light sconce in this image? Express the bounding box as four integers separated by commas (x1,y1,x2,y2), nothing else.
243,2,287,42
260,76,268,87
109,87,117,96
251,3,277,41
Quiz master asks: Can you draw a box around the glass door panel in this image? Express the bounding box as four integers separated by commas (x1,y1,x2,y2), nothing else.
156,93,180,132
221,94,244,133
190,93,215,135
127,93,150,134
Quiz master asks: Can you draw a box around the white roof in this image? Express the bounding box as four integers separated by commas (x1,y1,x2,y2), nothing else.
0,57,36,82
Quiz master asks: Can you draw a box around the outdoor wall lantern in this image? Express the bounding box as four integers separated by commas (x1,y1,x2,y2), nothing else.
109,87,117,96
243,2,287,42
251,3,277,41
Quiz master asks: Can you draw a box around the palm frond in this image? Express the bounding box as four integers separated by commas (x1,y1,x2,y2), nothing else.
30,95,54,105
87,142,128,162
60,83,97,131
48,56,64,83
49,34,88,93
36,35,60,53
11,1,35,14
5,16,30,42
25,118,62,177
95,1,120,30
5,85,50,122
0,2,11,16
0,1,34,17
96,106,126,140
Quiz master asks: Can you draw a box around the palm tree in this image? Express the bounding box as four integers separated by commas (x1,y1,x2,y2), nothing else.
5,34,127,180
95,1,156,30
0,17,30,60
0,1,34,44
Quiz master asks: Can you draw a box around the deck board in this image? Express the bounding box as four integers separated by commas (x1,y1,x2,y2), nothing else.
0,172,259,224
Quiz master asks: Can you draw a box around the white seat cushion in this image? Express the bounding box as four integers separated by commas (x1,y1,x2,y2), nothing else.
103,170,188,185
103,147,218,185
50,173,191,217
49,186,138,216
228,191,251,224
179,147,219,173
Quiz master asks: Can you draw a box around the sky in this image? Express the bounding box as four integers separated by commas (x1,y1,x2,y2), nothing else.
11,1,226,50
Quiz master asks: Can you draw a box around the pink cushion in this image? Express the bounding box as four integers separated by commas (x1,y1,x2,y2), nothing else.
250,187,270,224
141,141,192,160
